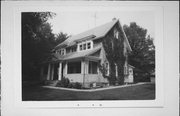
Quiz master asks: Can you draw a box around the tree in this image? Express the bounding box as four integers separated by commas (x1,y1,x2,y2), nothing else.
54,32,69,46
22,12,69,81
22,12,56,81
123,22,155,81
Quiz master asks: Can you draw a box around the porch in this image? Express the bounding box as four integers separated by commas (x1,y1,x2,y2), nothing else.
40,58,108,87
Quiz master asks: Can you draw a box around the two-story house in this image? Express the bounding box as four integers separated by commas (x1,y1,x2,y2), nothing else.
40,19,134,88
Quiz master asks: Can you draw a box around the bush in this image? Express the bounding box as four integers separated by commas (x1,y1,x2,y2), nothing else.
56,78,82,89
56,77,70,87
67,83,73,88
73,82,82,89
134,73,151,83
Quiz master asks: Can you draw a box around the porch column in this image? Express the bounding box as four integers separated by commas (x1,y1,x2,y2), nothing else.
51,64,54,80
58,62,62,80
86,60,89,74
81,59,86,87
81,60,85,74
64,62,67,75
47,63,51,80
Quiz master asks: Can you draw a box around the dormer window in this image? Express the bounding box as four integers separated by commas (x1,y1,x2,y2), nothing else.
79,44,83,51
57,48,66,55
78,41,93,51
87,42,91,49
61,49,65,55
114,28,119,39
83,43,86,50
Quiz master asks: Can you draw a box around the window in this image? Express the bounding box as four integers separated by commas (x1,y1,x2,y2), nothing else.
61,49,65,55
68,62,81,74
124,66,128,75
70,47,76,53
89,61,98,74
129,69,133,74
79,45,83,51
72,47,76,52
83,43,86,50
57,49,66,55
114,28,119,39
105,62,109,76
78,41,92,51
87,42,91,49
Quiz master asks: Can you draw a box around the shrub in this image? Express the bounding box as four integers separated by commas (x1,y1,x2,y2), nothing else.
67,83,73,88
56,77,70,87
73,82,82,89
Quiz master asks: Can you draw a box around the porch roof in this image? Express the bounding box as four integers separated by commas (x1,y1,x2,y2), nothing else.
52,45,102,62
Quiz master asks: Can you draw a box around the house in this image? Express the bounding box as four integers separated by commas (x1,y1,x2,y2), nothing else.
40,19,133,88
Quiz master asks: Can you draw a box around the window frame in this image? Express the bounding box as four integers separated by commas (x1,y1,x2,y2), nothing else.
88,61,98,74
67,61,81,74
78,41,93,51
56,48,66,55
105,62,109,76
114,28,119,39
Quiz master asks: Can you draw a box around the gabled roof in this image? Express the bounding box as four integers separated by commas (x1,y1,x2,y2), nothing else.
54,19,118,49
54,19,132,52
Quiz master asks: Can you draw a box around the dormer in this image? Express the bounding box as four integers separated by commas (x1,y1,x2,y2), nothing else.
77,40,93,52
56,48,66,55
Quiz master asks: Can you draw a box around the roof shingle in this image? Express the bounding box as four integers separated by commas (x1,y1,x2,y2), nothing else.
55,19,118,49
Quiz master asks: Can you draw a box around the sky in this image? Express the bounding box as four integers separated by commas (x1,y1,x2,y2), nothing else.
48,11,155,38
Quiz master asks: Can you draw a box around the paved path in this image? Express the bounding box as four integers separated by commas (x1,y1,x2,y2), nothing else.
42,82,148,92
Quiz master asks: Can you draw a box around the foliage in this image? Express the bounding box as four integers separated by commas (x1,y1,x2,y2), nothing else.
73,82,82,89
56,78,82,89
102,24,126,85
22,12,68,81
56,77,70,88
123,22,155,77
54,32,69,46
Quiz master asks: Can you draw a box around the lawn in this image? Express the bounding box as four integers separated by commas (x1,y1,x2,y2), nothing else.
22,83,155,101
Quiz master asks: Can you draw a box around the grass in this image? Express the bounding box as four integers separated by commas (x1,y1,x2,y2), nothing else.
22,83,155,101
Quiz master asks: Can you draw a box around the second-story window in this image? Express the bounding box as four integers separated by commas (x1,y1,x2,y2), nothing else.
87,42,91,49
61,49,65,55
83,43,86,50
78,41,92,51
71,47,76,52
57,49,66,55
79,45,83,51
114,28,119,39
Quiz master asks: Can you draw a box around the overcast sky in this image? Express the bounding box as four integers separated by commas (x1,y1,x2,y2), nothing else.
48,11,155,38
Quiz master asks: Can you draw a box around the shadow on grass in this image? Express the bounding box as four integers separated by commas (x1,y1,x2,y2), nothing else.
22,83,155,101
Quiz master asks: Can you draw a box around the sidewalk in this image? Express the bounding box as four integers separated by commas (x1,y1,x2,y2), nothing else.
42,82,149,92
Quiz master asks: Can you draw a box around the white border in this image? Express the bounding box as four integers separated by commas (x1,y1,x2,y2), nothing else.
12,3,164,108
2,1,179,116
3,2,174,108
